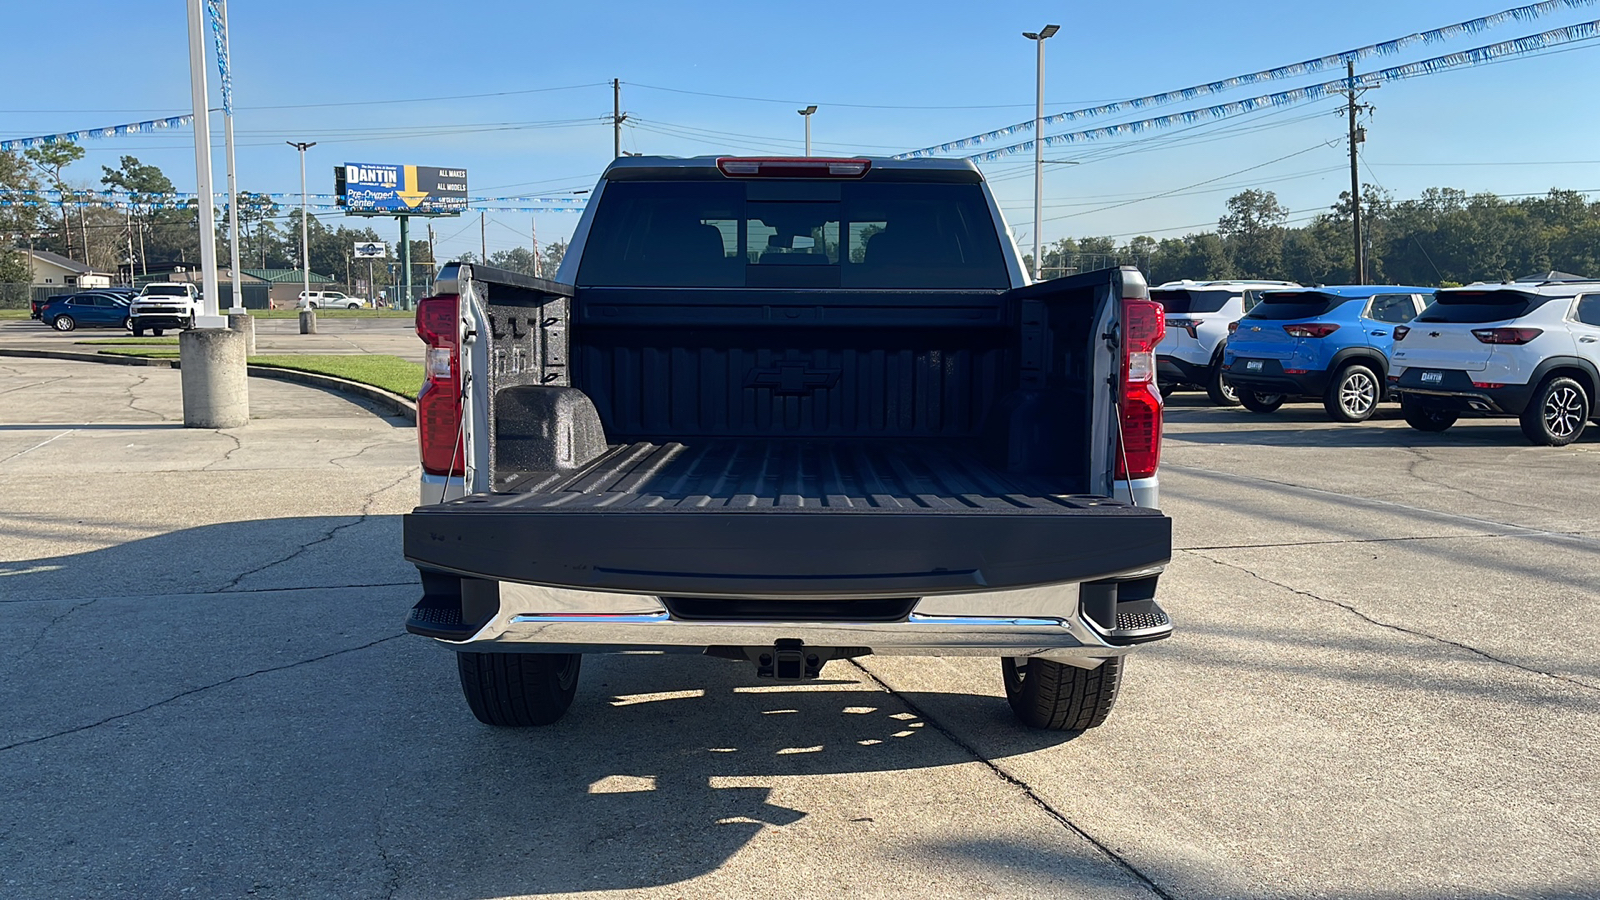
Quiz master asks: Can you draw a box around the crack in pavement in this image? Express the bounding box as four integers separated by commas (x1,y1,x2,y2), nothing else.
213,469,416,593
0,634,405,754
1184,549,1600,694
328,439,388,470
4,596,101,676
201,431,245,471
123,373,170,422
1400,447,1554,515
847,659,1176,900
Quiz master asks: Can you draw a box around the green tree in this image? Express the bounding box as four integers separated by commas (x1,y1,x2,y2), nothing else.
25,142,86,260
1218,189,1288,279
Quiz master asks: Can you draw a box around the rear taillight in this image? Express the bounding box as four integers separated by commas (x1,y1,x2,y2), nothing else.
716,157,871,178
1117,298,1165,482
1393,325,1410,341
415,294,464,477
1227,321,1240,335
1284,323,1340,338
1471,327,1542,345
1166,317,1200,338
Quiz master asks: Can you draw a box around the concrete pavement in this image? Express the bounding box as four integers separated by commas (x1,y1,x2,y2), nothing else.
1,368,1596,898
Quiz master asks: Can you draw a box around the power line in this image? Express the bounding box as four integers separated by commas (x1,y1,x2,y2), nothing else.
624,81,1121,110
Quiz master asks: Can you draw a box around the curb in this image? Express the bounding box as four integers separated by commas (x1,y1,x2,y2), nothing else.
0,348,417,424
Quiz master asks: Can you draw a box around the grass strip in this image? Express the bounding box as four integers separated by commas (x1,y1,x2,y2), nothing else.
78,337,180,345
244,354,423,399
91,349,423,399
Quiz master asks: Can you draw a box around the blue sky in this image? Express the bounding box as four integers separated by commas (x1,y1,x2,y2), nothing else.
6,0,1600,262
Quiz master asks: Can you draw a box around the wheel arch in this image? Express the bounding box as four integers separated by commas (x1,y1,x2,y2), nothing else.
1530,356,1600,401
1327,346,1389,378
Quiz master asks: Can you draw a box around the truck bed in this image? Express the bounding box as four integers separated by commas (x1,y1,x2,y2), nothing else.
405,438,1169,598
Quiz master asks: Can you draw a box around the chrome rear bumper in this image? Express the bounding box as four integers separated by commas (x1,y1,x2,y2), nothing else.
415,577,1169,662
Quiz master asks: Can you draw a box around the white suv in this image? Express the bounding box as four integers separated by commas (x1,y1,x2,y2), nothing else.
297,290,366,310
1390,275,1600,445
1151,279,1299,404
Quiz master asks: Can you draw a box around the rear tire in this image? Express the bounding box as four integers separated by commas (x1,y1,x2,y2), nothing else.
1324,363,1380,422
152,328,165,337
1205,358,1240,406
52,315,75,332
132,325,145,337
1519,376,1589,446
457,652,581,726
1002,656,1123,731
1401,397,1458,433
1240,391,1286,414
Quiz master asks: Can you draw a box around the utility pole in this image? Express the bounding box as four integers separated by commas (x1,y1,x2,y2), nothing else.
399,216,411,309
480,211,487,260
1023,25,1060,283
286,141,316,306
531,217,540,277
612,79,627,159
1337,60,1378,284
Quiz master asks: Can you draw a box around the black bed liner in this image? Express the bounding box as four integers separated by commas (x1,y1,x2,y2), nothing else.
405,439,1170,598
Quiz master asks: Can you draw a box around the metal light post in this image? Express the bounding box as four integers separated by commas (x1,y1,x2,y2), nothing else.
185,0,221,319
798,105,817,157
1023,24,1059,283
215,0,243,314
286,141,316,304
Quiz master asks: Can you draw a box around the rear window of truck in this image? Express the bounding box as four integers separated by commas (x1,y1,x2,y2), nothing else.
1151,289,1235,314
1244,292,1348,320
1414,290,1553,324
576,180,1007,289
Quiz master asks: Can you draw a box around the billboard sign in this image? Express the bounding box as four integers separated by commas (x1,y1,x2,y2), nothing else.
340,163,468,215
353,241,387,259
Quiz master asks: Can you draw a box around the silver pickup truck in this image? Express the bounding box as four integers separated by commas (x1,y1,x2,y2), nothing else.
403,156,1173,731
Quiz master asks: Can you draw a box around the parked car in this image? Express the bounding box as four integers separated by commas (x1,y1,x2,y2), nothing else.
129,282,202,336
39,292,132,332
403,155,1174,732
1152,279,1299,405
1390,274,1600,445
1221,286,1436,421
297,290,367,310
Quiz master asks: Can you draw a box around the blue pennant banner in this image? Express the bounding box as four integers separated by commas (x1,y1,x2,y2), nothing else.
964,19,1600,162
0,115,195,153
207,0,233,116
898,0,1598,159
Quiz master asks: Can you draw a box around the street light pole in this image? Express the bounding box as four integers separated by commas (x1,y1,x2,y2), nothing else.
286,141,316,305
185,0,221,318
1023,24,1059,283
798,105,817,156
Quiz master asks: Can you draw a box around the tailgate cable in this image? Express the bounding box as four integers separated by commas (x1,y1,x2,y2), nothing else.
1104,319,1139,507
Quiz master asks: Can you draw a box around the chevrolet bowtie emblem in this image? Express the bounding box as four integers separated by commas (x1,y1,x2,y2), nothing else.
1430,331,1441,337
745,363,842,396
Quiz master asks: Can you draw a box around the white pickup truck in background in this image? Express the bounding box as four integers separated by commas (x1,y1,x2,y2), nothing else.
129,283,202,336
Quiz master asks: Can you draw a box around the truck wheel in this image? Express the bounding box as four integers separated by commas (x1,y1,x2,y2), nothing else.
132,325,145,337
1519,376,1589,446
52,315,76,332
456,651,581,726
1401,397,1457,433
1001,656,1122,731
1240,391,1285,414
1205,358,1240,406
152,328,165,337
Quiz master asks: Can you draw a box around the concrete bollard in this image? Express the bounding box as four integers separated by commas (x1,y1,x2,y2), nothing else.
299,308,317,334
228,311,256,355
179,328,249,429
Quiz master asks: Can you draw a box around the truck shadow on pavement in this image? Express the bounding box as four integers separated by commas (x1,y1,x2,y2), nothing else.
0,516,1093,897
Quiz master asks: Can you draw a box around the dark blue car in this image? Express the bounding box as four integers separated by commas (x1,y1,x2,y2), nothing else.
1222,286,1436,422
39,292,133,333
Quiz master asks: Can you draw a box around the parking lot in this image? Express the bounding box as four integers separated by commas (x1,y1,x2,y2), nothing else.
1,359,1596,899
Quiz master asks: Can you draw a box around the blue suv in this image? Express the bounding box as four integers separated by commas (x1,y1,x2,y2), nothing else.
1222,286,1436,422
